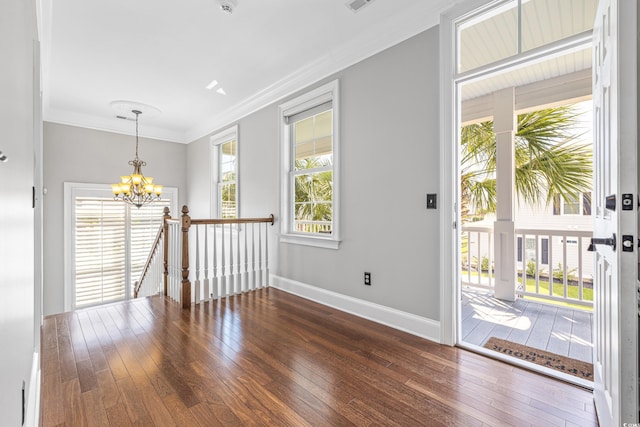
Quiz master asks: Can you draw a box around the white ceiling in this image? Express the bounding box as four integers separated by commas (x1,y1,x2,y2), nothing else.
41,0,456,143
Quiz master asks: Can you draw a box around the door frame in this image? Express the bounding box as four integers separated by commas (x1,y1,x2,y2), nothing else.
439,0,594,347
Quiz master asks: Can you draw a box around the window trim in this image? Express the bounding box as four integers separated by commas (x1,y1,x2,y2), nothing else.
553,192,592,216
63,182,178,311
210,125,239,219
279,80,340,249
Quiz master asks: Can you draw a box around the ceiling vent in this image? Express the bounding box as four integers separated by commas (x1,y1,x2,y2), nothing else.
347,0,375,13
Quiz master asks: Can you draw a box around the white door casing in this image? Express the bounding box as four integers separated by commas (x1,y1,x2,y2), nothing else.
592,0,638,425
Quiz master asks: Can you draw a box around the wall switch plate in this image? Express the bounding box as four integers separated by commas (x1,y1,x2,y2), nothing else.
426,193,437,209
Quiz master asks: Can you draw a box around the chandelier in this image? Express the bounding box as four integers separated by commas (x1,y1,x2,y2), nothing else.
111,109,162,208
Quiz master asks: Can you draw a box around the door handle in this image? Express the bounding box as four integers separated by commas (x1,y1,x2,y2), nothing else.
605,194,616,211
587,233,616,252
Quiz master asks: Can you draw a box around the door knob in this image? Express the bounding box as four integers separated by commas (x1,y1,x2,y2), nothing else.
587,233,616,252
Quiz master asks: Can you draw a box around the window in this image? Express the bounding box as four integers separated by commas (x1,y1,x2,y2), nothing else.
541,238,549,265
457,0,598,73
517,237,522,262
211,126,238,219
553,192,592,216
64,183,177,310
279,80,340,249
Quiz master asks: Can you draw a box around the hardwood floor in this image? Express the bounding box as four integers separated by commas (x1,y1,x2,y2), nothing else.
462,288,593,363
41,288,598,426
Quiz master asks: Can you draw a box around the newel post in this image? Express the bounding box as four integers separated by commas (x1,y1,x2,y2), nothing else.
162,207,170,297
181,205,192,309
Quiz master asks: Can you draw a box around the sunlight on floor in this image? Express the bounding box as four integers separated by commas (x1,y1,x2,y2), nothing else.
551,331,593,347
470,304,532,330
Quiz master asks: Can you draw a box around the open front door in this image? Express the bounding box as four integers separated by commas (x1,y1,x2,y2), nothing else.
592,0,638,425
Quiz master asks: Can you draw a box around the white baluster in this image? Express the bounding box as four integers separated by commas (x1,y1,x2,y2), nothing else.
264,222,269,288
258,222,263,288
236,224,242,293
194,225,201,305
221,223,227,298
243,223,249,293
229,221,235,295
212,223,218,300
251,223,257,290
203,225,210,301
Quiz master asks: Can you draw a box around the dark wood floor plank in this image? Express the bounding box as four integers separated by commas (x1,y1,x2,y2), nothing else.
95,369,121,409
62,378,86,426
104,401,132,427
56,317,79,383
40,371,64,426
41,288,597,427
81,388,110,426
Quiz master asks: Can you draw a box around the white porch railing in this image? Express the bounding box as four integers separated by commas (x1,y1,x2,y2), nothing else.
136,206,274,309
461,225,593,309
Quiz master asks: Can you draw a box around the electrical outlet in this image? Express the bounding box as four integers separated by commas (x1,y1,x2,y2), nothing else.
364,272,371,286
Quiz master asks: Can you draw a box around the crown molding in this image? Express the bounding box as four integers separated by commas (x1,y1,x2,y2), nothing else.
44,108,186,143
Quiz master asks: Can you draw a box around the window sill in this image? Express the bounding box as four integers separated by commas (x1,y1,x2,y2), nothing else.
280,233,341,250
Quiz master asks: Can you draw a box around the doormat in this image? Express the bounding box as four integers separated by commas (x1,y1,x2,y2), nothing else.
483,337,593,380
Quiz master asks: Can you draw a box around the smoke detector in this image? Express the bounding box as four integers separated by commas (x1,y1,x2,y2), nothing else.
219,0,237,14
347,0,376,13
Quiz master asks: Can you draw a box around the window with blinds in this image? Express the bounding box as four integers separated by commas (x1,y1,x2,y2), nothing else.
71,192,172,309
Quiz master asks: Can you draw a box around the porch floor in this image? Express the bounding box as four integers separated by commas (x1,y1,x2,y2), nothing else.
462,287,593,364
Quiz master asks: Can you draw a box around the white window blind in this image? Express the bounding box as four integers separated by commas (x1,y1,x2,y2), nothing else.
68,184,175,310
74,197,126,307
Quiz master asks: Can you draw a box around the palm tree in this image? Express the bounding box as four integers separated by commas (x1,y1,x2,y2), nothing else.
461,105,592,223
294,158,333,226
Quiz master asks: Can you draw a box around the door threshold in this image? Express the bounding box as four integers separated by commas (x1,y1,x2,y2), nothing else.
458,341,594,391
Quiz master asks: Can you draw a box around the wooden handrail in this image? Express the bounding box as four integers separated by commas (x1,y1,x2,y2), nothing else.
190,214,274,226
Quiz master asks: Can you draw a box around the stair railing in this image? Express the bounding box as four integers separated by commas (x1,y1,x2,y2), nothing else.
135,205,275,309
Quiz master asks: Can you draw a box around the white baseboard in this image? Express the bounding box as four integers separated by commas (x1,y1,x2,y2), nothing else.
25,351,40,427
270,275,440,343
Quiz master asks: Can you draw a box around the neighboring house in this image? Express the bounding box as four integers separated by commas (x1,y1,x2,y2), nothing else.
464,191,594,284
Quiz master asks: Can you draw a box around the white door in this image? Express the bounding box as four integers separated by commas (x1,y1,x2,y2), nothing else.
592,0,638,425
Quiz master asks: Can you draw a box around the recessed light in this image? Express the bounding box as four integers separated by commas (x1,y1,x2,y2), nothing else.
206,79,219,90
216,88,226,95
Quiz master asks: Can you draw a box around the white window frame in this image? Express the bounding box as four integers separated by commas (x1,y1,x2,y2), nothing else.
279,80,340,249
63,182,178,311
210,125,239,218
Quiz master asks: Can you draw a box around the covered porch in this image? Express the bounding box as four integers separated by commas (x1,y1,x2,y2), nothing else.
462,288,593,364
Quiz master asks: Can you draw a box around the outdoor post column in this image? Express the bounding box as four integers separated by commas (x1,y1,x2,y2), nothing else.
493,88,517,301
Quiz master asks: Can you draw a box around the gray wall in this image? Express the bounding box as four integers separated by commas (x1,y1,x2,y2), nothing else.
0,0,38,424
188,28,440,320
43,123,188,315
